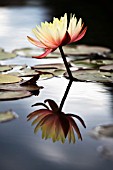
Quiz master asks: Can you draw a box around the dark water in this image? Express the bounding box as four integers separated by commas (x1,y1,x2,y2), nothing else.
0,4,113,170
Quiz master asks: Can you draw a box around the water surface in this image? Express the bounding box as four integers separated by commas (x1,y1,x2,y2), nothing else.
0,6,113,170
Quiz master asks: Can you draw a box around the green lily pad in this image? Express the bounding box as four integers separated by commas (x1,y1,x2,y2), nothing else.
32,63,66,70
39,72,54,80
0,83,43,92
55,45,111,56
71,59,113,69
71,59,99,69
8,68,39,77
53,69,66,77
0,74,22,84
99,64,113,72
0,110,18,123
12,47,44,57
0,65,13,72
0,90,31,101
0,51,17,60
32,63,70,77
64,69,113,83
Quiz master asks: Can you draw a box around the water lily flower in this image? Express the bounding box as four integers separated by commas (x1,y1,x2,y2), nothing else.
27,99,86,143
27,13,87,59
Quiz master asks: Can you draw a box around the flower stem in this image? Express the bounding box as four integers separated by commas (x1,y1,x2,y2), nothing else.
59,79,73,112
59,46,73,80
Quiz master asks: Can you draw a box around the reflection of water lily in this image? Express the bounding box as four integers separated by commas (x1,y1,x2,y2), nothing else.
27,99,86,143
27,13,87,59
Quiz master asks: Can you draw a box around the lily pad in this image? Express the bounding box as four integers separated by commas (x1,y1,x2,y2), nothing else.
99,64,113,72
71,59,99,69
54,45,111,56
0,74,22,84
0,90,32,101
0,110,18,123
0,51,17,60
8,68,39,77
12,47,44,57
0,83,43,92
39,72,54,80
0,65,13,72
32,63,66,70
53,69,66,77
64,69,113,83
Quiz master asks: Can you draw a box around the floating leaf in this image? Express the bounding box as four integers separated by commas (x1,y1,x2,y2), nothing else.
99,64,113,72
0,75,43,98
0,65,13,72
0,83,43,92
55,45,111,56
0,110,18,123
0,90,31,101
0,74,22,84
64,69,113,83
39,72,54,80
32,63,66,70
71,59,99,69
0,51,17,60
6,65,39,77
53,69,66,77
12,47,44,57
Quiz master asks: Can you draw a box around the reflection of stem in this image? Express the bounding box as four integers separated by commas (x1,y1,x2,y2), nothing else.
59,46,73,80
59,79,73,112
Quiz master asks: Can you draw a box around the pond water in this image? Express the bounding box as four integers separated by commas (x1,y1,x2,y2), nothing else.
0,5,113,170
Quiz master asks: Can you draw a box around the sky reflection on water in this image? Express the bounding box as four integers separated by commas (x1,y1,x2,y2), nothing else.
0,6,50,51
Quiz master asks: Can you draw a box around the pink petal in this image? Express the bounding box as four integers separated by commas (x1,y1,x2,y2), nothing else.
32,48,53,59
27,36,47,48
72,26,87,43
